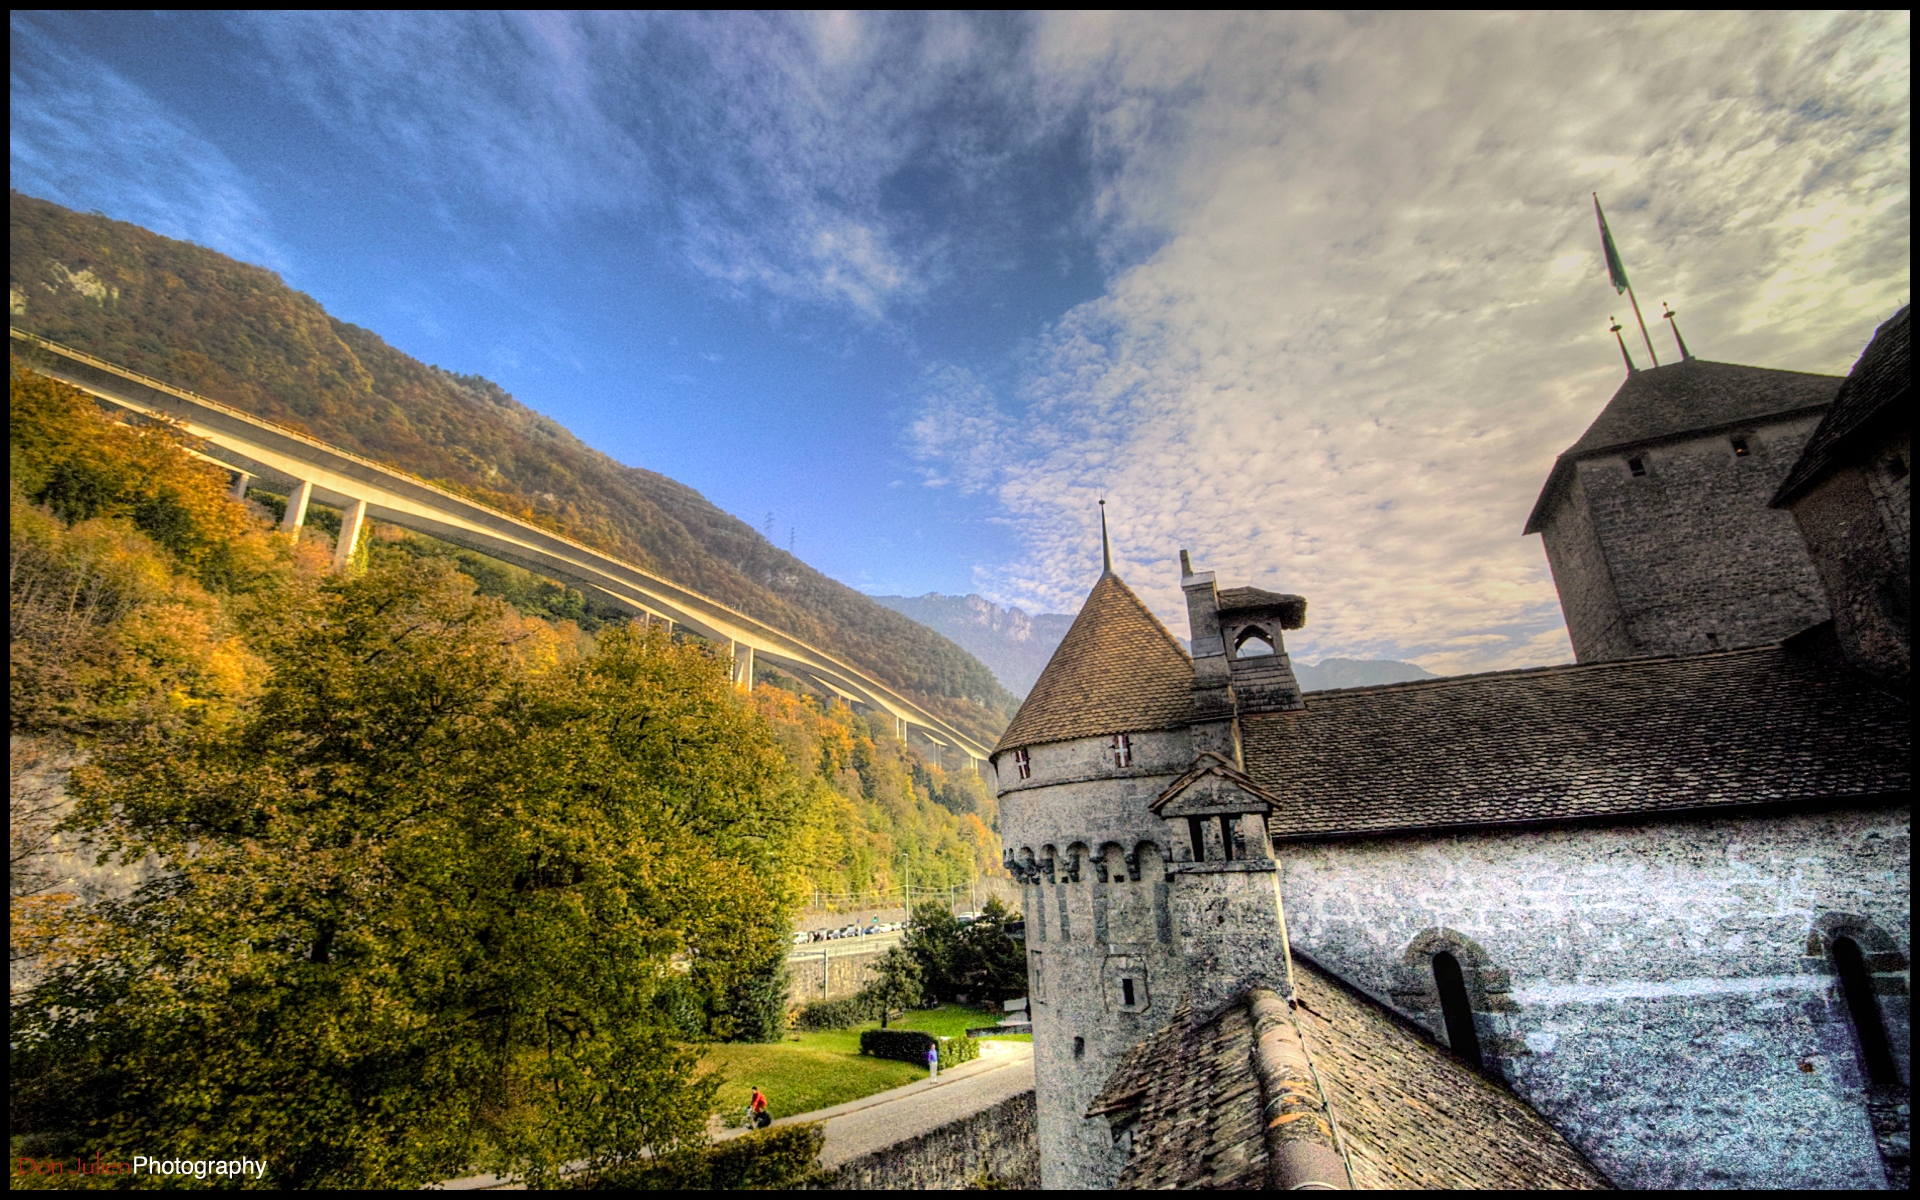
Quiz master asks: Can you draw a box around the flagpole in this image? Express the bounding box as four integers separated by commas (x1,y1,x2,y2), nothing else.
1625,282,1658,369
1593,193,1659,368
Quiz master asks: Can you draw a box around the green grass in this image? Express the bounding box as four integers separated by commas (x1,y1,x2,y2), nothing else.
702,1005,1020,1125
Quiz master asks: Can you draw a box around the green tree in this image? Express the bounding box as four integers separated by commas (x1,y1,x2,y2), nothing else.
952,897,1029,1005
10,561,802,1188
866,946,924,1029
904,902,967,1000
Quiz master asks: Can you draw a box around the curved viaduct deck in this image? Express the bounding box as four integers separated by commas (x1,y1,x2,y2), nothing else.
12,328,991,765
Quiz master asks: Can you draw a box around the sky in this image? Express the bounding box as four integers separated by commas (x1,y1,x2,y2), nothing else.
10,11,1910,674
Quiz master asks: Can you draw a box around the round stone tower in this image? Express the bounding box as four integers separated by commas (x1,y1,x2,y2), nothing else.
992,555,1307,1189
992,567,1200,1189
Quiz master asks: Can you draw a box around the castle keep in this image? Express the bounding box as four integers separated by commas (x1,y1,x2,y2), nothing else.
993,307,1911,1190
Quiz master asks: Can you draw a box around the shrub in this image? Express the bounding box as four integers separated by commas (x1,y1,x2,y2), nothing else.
858,1030,979,1069
794,993,875,1032
586,1123,828,1190
860,1029,936,1065
938,1035,981,1070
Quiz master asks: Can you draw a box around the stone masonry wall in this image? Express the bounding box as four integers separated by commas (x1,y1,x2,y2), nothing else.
1573,415,1829,658
788,945,886,1005
1279,804,1911,1189
1540,470,1633,662
821,1089,1039,1190
1787,428,1912,683
999,729,1192,1191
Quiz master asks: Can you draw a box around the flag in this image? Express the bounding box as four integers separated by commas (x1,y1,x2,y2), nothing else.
1594,194,1631,295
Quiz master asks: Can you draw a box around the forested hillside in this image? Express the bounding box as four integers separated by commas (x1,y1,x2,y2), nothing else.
8,191,1017,743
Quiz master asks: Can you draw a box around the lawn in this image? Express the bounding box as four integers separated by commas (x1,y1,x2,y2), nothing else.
702,1004,1022,1125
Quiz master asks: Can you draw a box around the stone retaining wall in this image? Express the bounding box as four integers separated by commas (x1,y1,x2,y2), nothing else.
819,1090,1038,1190
788,946,888,1004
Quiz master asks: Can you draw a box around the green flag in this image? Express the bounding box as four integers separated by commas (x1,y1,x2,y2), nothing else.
1594,194,1630,295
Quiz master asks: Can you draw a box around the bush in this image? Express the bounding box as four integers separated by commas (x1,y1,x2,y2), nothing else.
794,994,876,1032
938,1035,981,1070
858,1030,979,1069
860,1029,936,1065
586,1123,829,1190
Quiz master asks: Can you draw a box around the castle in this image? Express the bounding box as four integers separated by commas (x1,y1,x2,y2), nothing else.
992,306,1910,1189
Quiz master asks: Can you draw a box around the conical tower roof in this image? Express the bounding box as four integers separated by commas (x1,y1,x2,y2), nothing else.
994,572,1193,756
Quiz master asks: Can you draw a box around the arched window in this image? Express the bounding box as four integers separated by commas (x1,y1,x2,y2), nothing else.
1833,935,1898,1086
1234,627,1276,658
1432,952,1483,1069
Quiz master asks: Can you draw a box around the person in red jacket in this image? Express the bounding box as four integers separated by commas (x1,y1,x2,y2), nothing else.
748,1086,771,1129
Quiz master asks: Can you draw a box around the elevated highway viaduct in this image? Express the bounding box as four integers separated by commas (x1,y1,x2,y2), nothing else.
12,328,992,767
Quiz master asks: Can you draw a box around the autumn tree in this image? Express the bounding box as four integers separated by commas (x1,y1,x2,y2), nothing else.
11,562,804,1188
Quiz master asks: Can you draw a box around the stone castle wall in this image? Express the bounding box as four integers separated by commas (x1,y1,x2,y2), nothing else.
1546,414,1829,660
1278,803,1911,1189
819,1089,1039,1190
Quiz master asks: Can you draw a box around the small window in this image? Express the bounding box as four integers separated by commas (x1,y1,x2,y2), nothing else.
1073,1036,1085,1059
1187,816,1208,863
1031,951,1046,1002
1889,454,1909,481
1433,952,1484,1069
1627,455,1647,477
1833,936,1897,1086
1730,436,1751,457
1218,815,1238,862
1706,631,1720,649
1121,977,1136,1007
1110,734,1132,768
1014,748,1031,780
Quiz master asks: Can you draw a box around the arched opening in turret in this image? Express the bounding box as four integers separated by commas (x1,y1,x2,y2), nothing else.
1832,935,1898,1086
1433,951,1483,1069
1233,627,1276,658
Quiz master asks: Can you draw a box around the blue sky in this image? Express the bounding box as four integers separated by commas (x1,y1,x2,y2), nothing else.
11,12,1910,672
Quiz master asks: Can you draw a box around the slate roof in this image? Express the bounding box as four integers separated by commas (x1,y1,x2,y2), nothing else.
1243,643,1910,841
1216,586,1307,629
1773,305,1912,506
993,572,1192,757
1087,958,1609,1190
1525,358,1842,533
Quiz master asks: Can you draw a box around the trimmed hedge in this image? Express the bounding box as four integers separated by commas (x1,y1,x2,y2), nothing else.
860,1028,935,1064
858,1030,981,1069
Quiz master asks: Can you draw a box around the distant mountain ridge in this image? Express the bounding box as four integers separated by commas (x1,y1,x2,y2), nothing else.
873,593,1077,697
9,191,1016,743
876,591,1437,697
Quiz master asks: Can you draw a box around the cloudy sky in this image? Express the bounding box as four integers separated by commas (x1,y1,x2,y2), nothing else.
11,12,1910,673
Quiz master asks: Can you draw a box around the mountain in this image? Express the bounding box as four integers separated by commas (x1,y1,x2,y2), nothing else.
1292,657,1436,691
872,593,1077,697
876,590,1438,698
8,191,1017,743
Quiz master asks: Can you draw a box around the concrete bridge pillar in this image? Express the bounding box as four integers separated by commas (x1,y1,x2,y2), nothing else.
333,498,368,572
895,714,908,743
281,480,314,537
732,640,754,692
228,469,253,501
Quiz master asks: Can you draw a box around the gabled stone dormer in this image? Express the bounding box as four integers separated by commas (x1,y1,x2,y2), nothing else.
1151,751,1280,866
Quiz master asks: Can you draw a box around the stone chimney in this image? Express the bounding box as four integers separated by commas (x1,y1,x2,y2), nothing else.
1180,550,1239,762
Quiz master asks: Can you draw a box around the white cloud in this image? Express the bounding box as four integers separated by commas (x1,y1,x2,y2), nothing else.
9,17,285,269
919,11,1910,673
